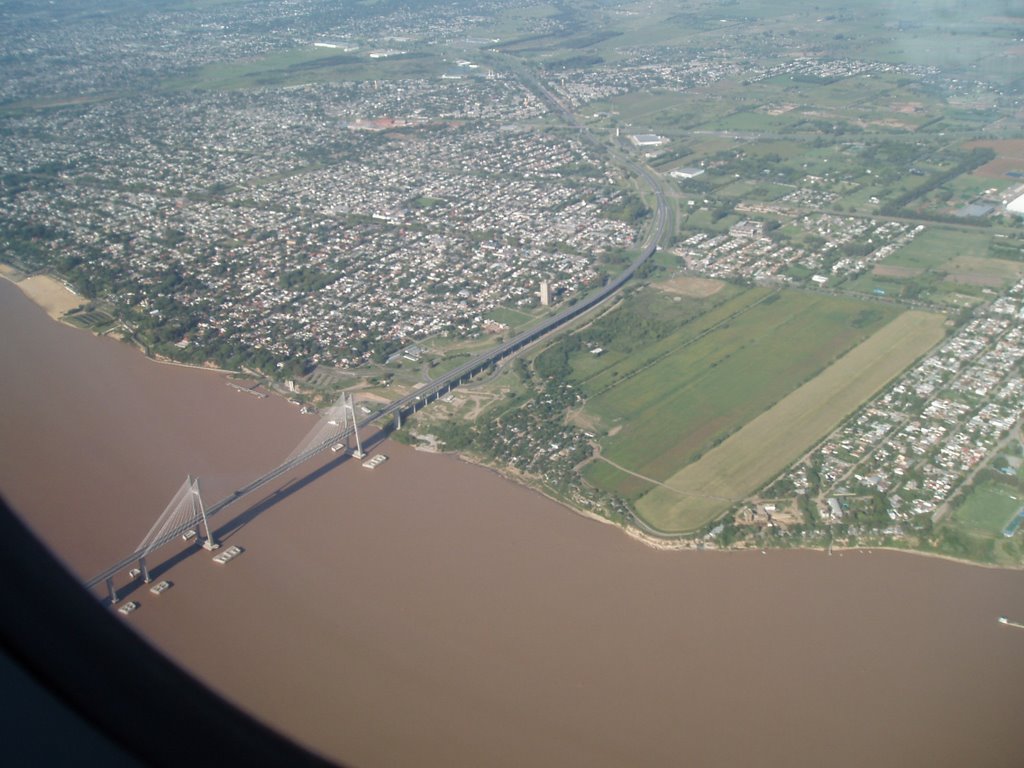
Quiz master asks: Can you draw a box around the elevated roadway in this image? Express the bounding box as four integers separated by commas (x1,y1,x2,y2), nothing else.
86,168,665,598
85,71,669,599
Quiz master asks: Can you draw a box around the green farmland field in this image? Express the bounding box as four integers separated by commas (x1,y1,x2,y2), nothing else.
635,310,947,532
581,289,901,488
881,228,990,270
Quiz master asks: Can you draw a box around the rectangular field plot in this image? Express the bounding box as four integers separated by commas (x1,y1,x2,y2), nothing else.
635,310,946,532
952,483,1022,537
945,256,1024,288
582,290,900,489
486,305,537,329
573,286,762,397
880,228,990,271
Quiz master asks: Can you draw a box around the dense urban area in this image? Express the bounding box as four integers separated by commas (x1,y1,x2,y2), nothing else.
2,0,1024,564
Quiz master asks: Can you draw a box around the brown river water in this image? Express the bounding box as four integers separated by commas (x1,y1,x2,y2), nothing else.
2,278,1023,768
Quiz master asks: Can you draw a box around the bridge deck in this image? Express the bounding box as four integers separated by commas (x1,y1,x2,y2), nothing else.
86,145,667,598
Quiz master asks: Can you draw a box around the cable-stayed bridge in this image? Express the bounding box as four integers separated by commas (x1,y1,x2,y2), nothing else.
86,159,666,604
86,393,365,602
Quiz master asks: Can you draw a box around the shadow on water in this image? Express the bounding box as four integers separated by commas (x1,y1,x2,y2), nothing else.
120,432,389,594
213,457,347,543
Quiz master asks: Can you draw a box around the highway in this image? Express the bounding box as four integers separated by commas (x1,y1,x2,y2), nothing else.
85,73,670,598
376,160,667,425
85,171,665,595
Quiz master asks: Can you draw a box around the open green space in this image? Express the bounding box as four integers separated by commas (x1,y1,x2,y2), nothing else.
580,289,901,492
581,460,655,502
952,482,1022,537
882,228,990,270
843,270,937,300
163,47,444,91
486,306,539,329
703,109,809,134
852,227,1024,296
636,310,947,532
937,469,1024,565
422,353,474,379
946,256,1024,287
566,284,754,392
602,91,686,123
943,173,1013,199
714,179,792,202
464,2,561,41
427,333,505,356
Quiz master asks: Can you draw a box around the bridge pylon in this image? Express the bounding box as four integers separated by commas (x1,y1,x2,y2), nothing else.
344,393,365,459
193,477,218,551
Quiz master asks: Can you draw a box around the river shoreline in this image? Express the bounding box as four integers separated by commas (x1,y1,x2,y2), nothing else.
5,263,1019,570
0,264,86,320
435,447,1024,570
2,276,1023,768
1,263,250,378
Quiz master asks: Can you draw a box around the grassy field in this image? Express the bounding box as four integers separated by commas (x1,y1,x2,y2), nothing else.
714,179,793,202
634,310,947,532
952,482,1022,537
163,47,444,91
843,271,909,298
844,227,1022,298
882,228,990,270
946,255,1024,287
580,460,655,502
567,284,754,390
486,305,541,330
581,290,901,487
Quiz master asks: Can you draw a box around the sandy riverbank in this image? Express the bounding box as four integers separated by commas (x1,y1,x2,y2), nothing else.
1,264,249,379
0,265,86,320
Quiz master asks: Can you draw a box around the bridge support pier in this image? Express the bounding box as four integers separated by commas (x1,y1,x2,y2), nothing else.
395,409,402,431
106,577,119,605
139,556,150,583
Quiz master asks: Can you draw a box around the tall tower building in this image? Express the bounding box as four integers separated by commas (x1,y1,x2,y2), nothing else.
539,279,551,306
